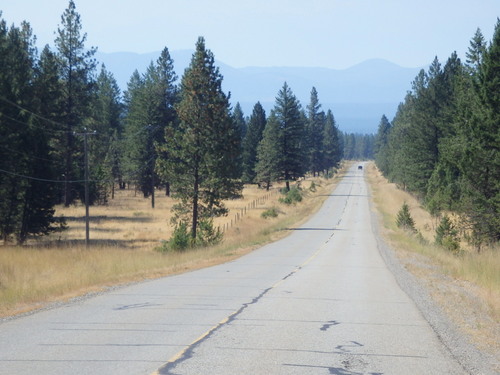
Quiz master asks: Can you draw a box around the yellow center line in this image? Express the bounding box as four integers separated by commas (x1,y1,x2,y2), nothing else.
152,231,333,374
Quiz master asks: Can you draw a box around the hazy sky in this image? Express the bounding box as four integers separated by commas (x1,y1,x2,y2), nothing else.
1,0,499,69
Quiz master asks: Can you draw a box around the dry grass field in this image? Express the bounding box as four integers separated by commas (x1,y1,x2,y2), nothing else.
0,167,346,317
366,161,499,359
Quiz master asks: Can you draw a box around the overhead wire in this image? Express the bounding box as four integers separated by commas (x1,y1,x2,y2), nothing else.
1,95,163,185
0,95,68,129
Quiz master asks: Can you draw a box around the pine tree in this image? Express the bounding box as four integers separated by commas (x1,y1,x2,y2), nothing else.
241,102,266,183
122,70,148,189
0,19,60,243
374,115,392,175
396,202,416,232
306,87,325,176
142,47,178,204
274,82,305,190
123,47,177,202
230,102,245,178
54,0,97,206
156,37,242,240
87,64,123,204
466,28,486,73
255,111,283,190
454,19,500,245
233,102,247,140
321,109,341,174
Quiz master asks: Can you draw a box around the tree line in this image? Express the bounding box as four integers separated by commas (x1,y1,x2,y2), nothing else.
0,1,345,244
374,19,500,248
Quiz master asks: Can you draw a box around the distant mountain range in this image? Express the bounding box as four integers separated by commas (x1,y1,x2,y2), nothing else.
96,50,422,134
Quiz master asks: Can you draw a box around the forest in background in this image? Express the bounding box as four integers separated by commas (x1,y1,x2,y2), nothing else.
375,20,500,248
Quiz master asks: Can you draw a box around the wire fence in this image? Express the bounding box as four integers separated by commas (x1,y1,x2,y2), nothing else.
218,189,281,233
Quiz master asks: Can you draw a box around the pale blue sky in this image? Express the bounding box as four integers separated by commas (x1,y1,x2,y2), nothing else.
1,0,499,69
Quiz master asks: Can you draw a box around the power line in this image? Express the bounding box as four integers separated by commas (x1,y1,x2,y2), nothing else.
1,145,66,166
0,167,113,184
0,95,68,130
0,111,71,137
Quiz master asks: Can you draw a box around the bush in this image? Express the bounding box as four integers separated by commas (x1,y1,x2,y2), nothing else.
169,221,191,251
195,219,222,247
156,221,191,253
309,181,317,192
261,207,280,219
279,187,303,205
157,219,223,252
396,202,416,232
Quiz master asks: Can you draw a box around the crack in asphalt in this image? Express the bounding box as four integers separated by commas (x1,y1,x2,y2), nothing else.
155,183,356,374
156,227,341,374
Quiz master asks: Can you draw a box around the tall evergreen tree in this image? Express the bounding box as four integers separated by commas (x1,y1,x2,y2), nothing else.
87,64,123,204
54,0,97,206
156,37,242,239
255,110,283,190
306,87,325,176
143,47,178,203
0,19,60,243
122,70,147,189
374,115,392,175
457,19,500,244
230,102,245,178
232,102,247,140
241,102,266,183
321,109,341,174
274,82,305,190
466,28,486,73
123,47,177,201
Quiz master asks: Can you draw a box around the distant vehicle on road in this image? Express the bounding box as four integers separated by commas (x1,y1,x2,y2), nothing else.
358,165,363,170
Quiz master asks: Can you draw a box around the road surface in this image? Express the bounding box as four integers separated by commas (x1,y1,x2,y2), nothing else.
0,164,473,374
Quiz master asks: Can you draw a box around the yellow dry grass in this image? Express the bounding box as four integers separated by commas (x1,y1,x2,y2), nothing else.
0,166,347,317
366,161,500,356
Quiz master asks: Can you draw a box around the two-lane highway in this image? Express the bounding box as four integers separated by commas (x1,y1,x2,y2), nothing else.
0,164,467,374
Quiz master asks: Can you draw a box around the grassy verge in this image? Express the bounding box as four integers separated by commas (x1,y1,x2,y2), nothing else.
366,161,499,356
0,165,347,317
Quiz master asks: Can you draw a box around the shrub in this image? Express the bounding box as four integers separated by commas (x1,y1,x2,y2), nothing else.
261,207,280,219
158,219,223,252
169,221,191,251
396,202,416,232
195,219,223,247
279,187,303,205
309,181,317,192
156,221,191,253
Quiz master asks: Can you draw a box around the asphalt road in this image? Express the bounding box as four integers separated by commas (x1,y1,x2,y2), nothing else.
0,164,470,375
